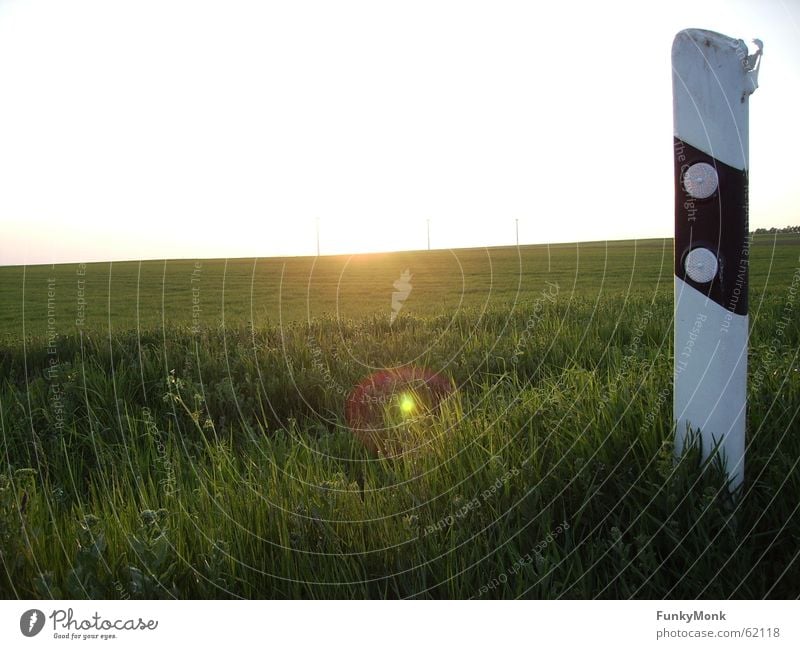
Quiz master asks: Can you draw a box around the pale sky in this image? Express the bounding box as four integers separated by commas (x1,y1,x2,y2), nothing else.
1,0,798,265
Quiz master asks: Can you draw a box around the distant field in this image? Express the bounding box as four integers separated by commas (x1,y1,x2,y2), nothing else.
0,234,798,598
2,238,668,336
2,235,798,338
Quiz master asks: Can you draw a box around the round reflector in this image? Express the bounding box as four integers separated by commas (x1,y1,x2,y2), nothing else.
684,247,718,283
683,162,719,199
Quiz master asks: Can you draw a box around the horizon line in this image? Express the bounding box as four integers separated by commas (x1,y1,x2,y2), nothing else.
3,230,798,269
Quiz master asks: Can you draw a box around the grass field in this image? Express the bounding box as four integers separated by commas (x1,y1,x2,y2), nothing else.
1,234,799,598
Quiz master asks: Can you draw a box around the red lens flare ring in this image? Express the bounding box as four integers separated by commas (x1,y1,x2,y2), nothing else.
345,367,455,457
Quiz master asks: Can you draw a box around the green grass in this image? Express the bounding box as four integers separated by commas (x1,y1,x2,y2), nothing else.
1,234,799,598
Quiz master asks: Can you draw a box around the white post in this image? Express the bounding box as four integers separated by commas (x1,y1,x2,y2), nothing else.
672,29,762,491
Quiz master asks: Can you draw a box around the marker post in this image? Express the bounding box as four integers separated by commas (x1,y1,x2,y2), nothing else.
672,29,762,491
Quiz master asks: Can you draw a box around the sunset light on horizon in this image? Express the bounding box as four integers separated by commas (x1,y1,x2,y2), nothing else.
1,0,798,266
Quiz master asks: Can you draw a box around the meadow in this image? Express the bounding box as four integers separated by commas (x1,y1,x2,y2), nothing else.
0,234,798,598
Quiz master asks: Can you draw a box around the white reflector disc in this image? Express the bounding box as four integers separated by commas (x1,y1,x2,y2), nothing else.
684,247,718,283
683,162,719,199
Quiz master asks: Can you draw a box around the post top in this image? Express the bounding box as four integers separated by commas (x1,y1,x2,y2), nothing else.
672,28,762,170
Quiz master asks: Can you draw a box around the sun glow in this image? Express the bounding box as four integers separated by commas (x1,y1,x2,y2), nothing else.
0,1,796,266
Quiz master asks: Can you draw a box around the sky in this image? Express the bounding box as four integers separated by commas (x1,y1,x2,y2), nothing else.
0,0,798,265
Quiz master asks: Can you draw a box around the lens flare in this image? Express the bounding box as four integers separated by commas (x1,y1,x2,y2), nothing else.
399,393,416,415
345,367,455,456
